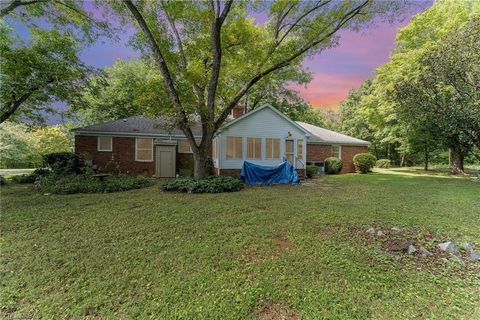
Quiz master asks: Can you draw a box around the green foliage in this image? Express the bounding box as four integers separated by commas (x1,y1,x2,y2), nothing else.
306,165,318,179
36,174,153,194
0,122,72,168
0,122,41,168
0,26,94,123
10,174,36,184
43,152,81,175
324,157,343,174
0,176,5,185
376,159,391,168
353,153,377,174
160,176,243,193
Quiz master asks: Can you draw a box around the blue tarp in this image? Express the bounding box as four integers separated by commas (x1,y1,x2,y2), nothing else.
240,161,300,185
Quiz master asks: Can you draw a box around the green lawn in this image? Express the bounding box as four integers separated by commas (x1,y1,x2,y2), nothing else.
1,172,479,319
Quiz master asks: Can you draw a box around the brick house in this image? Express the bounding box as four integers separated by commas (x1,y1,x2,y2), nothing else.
73,104,368,177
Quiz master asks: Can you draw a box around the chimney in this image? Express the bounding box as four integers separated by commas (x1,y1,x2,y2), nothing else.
231,105,246,119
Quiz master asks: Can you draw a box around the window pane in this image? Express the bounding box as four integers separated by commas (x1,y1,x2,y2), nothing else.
285,140,293,153
297,139,303,159
98,136,112,151
137,138,152,149
226,136,235,159
247,137,254,159
235,137,243,159
136,149,152,161
332,145,340,158
266,138,272,159
272,139,280,159
255,138,262,159
178,140,191,153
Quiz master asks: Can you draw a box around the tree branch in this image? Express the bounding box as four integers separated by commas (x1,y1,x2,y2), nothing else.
206,0,233,123
215,0,370,130
0,0,47,18
122,0,198,150
0,89,36,124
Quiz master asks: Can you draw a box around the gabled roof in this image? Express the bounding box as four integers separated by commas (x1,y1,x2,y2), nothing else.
296,121,369,146
72,115,203,137
220,104,310,135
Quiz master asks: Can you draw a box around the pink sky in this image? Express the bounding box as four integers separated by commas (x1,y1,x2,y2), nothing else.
295,12,428,111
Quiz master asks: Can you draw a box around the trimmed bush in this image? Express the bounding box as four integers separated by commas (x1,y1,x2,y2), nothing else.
10,174,36,184
0,176,5,186
43,152,81,175
160,176,243,193
35,174,153,194
376,159,391,168
306,165,318,178
353,153,377,173
324,157,343,174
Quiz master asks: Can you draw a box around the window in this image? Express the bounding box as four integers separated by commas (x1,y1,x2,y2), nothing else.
178,140,192,153
285,139,294,163
266,138,280,159
297,139,303,159
332,145,341,159
97,136,112,152
226,136,243,159
247,137,262,159
136,138,153,161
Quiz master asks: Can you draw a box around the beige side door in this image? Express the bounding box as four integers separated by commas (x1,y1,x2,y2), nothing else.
156,145,176,178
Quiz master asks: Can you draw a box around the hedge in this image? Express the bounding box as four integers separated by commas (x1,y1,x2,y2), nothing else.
325,157,343,174
160,176,243,193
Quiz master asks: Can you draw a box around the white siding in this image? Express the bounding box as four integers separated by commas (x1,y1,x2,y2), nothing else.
216,107,307,169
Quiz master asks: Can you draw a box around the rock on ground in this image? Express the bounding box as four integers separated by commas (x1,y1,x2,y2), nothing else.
377,230,385,237
407,245,417,255
366,228,375,234
419,246,432,257
438,241,459,254
469,251,480,262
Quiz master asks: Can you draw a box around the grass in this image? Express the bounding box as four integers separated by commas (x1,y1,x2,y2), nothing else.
1,171,479,319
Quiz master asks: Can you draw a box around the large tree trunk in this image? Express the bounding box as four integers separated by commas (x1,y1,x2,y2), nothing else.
450,147,465,174
192,142,211,178
423,143,429,171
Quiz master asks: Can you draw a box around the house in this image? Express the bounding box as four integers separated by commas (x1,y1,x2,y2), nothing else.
73,104,369,177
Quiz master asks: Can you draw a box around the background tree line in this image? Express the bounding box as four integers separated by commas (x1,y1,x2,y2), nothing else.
338,0,479,173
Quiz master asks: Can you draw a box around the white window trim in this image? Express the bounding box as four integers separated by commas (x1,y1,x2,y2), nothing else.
333,145,342,160
97,136,112,152
135,138,154,162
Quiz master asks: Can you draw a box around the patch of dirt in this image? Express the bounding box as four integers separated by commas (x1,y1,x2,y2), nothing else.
274,235,292,251
257,301,300,320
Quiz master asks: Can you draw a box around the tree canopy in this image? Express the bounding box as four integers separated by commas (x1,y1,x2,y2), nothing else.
338,0,480,172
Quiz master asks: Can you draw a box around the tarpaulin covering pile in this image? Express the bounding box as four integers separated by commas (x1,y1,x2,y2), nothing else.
240,161,300,185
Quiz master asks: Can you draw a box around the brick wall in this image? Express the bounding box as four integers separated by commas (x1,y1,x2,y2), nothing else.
75,135,155,176
340,146,368,173
306,143,368,173
306,144,333,162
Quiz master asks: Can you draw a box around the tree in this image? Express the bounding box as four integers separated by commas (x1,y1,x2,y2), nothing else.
394,16,480,173
32,126,71,155
0,122,41,168
0,0,109,123
103,0,396,177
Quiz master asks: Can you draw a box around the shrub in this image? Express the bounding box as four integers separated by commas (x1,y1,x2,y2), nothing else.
0,176,5,186
324,157,343,174
353,153,377,173
306,165,318,178
43,152,81,175
160,176,243,193
376,159,391,168
10,174,36,184
35,174,153,194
